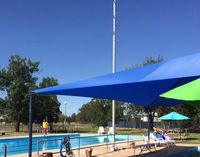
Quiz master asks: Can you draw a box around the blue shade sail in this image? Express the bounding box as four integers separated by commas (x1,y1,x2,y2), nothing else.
160,78,200,101
158,112,190,120
31,53,200,107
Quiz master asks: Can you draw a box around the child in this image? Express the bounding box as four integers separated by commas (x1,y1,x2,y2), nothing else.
60,137,74,157
42,119,48,136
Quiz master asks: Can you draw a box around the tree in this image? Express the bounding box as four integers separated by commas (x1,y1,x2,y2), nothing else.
124,56,164,130
0,98,6,117
125,56,200,131
33,77,61,129
0,98,4,113
124,56,164,70
76,98,124,126
155,103,200,132
0,55,39,131
71,113,77,122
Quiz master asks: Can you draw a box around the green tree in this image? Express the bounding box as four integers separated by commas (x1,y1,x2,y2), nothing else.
124,56,164,130
76,98,124,126
71,113,77,122
0,98,6,116
156,103,200,131
0,55,39,131
33,77,61,129
124,56,163,70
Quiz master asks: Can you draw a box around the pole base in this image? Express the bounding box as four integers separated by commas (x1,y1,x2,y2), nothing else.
109,145,118,151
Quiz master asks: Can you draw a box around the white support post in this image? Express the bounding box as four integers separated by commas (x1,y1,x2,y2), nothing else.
112,0,116,150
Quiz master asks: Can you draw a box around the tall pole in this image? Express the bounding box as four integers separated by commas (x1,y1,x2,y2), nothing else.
64,101,67,130
112,0,116,150
64,101,67,117
28,94,32,157
65,103,67,117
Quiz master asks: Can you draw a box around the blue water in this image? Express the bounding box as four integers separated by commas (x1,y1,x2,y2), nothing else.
0,134,142,156
163,146,200,157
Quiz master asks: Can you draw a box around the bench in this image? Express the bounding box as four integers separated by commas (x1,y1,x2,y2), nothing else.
0,131,7,135
133,143,156,155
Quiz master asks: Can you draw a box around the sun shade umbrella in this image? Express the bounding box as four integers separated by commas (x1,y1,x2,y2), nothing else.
158,112,190,120
29,53,200,155
158,112,190,137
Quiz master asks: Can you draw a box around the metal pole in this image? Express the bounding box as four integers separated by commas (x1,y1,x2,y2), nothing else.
127,134,129,148
112,1,116,74
147,108,150,143
28,94,33,157
107,135,109,152
65,104,66,117
112,0,116,150
37,140,40,157
64,101,67,131
3,144,7,157
78,137,80,157
65,103,66,128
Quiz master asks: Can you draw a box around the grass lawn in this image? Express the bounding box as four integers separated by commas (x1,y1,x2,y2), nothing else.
116,128,146,135
0,132,45,138
173,133,200,144
1,126,199,145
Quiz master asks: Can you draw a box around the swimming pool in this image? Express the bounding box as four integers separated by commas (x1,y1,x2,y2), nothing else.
0,134,142,156
163,146,200,157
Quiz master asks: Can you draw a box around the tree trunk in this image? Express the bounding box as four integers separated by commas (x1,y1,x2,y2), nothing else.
50,123,53,131
15,121,20,132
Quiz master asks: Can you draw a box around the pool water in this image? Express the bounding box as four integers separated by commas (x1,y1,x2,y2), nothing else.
0,134,142,156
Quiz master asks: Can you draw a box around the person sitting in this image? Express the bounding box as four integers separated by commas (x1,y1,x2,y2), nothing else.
153,127,165,140
163,130,174,141
156,131,165,140
60,137,73,157
153,127,163,133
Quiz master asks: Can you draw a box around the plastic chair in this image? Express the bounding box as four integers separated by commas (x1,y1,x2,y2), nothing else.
108,127,114,134
98,126,104,134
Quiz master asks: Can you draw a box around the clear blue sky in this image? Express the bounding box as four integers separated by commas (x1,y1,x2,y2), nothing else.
1,0,200,115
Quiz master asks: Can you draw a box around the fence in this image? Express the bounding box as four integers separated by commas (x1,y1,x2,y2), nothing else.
37,134,137,157
1,134,140,157
0,122,98,133
108,121,179,129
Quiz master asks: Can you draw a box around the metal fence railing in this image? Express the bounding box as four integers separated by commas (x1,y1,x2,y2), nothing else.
37,134,136,157
0,134,141,157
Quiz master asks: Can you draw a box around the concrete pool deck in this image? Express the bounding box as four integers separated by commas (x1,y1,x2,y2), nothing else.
6,139,199,157
1,133,199,157
1,133,141,157
51,143,199,157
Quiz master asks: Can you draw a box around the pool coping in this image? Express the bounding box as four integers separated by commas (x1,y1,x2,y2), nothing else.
6,137,143,157
0,133,80,140
1,133,143,156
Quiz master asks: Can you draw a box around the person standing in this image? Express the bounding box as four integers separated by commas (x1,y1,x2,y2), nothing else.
42,119,48,136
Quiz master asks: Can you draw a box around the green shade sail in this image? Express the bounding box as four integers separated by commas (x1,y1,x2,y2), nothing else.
160,78,200,101
158,112,190,120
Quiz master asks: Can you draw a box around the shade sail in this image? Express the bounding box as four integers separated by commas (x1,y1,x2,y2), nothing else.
158,112,190,120
31,53,200,107
160,78,200,101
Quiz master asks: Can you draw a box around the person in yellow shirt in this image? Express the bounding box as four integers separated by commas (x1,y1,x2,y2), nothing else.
42,119,48,136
